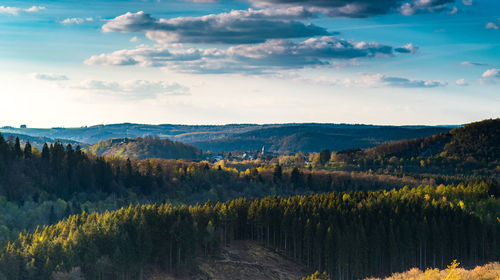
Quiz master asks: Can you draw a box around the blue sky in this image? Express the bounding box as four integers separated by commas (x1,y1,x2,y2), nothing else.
0,0,499,127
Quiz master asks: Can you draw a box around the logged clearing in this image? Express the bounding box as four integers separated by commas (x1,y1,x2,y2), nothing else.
146,241,310,280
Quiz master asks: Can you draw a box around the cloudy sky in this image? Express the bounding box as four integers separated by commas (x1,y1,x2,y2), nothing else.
0,0,499,127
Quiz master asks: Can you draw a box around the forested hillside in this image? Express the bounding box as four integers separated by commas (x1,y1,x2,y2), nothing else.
0,132,436,243
89,136,202,160
0,123,450,153
191,125,450,153
334,118,500,176
0,120,498,280
0,184,498,280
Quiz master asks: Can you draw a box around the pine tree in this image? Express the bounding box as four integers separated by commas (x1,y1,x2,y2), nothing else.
14,137,22,158
273,164,282,182
319,149,331,166
42,143,50,160
24,141,32,159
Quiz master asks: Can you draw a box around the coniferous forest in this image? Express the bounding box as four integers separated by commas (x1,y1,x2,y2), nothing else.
0,119,498,279
0,184,498,279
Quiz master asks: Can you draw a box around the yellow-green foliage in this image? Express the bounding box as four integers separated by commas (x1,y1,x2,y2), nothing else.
302,271,329,280
366,261,500,280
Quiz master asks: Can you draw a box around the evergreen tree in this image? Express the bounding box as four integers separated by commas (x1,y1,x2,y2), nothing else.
273,164,282,182
14,137,22,158
319,149,331,166
24,141,32,159
41,143,50,160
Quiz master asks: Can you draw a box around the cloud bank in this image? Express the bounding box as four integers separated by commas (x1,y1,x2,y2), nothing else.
85,36,415,73
293,73,447,88
0,5,45,16
365,74,447,88
245,0,457,17
102,9,329,44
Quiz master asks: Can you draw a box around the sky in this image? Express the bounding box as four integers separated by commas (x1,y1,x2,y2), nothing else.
0,0,499,127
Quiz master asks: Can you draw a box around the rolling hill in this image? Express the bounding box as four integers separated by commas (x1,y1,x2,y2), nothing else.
361,118,499,162
1,123,451,153
337,118,500,176
88,136,202,160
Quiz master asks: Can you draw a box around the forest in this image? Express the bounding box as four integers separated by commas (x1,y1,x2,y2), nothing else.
0,119,498,279
0,183,498,279
88,136,202,160
330,119,500,177
0,123,450,153
0,133,440,244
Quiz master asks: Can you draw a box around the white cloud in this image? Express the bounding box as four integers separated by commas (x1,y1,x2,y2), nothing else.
74,80,190,99
462,0,472,5
447,6,458,14
460,61,489,67
486,22,499,30
60,17,93,25
85,36,416,74
481,68,500,83
291,73,447,88
485,19,500,30
24,6,46,13
456,78,468,86
31,73,69,81
130,36,140,43
362,74,447,88
0,5,45,16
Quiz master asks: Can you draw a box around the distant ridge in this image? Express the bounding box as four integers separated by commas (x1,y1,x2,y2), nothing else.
0,122,451,153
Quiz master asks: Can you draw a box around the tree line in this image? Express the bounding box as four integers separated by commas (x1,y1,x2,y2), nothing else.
0,133,434,206
0,133,446,247
0,183,498,280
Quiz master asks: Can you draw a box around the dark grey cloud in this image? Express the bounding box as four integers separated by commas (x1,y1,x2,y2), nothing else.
227,36,394,66
102,8,329,44
86,36,415,74
394,43,418,54
247,0,457,17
